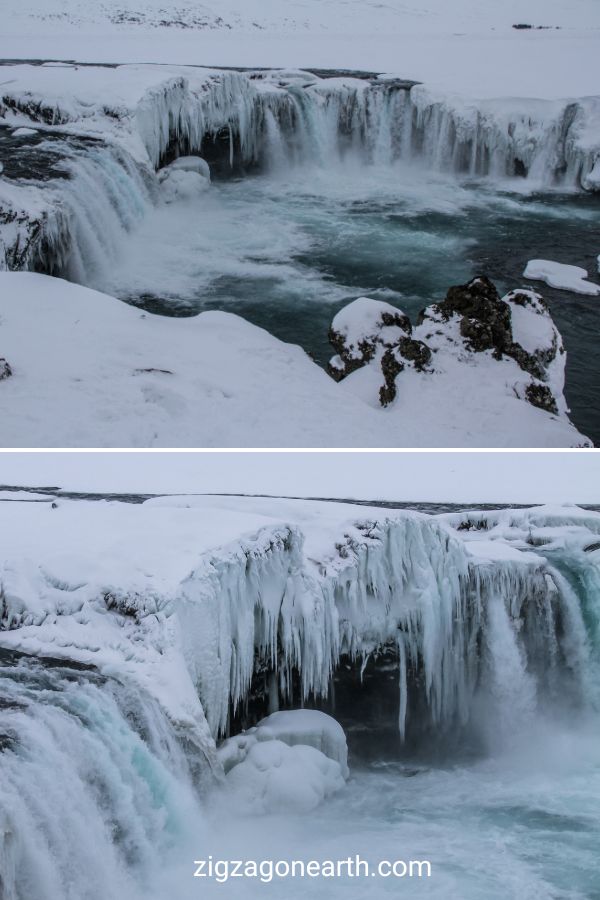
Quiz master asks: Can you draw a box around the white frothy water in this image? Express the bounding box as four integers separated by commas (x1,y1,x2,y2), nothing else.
0,655,205,900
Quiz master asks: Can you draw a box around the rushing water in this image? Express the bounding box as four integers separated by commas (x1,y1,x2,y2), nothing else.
92,162,600,445
201,722,600,900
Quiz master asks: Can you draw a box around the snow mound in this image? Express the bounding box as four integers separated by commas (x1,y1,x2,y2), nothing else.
328,297,412,380
223,739,347,815
159,168,210,203
220,710,349,778
158,161,211,204
524,259,600,296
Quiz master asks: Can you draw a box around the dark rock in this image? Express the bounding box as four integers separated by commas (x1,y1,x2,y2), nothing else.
525,382,558,415
328,303,412,381
0,359,12,381
379,347,405,407
397,337,431,371
433,276,513,356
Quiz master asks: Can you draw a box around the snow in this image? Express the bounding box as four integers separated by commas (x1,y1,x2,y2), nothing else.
0,492,597,758
217,709,349,814
2,451,600,505
1,0,599,100
158,166,211,204
247,710,348,776
0,272,589,447
222,739,347,815
166,156,211,179
524,259,600,296
330,298,410,361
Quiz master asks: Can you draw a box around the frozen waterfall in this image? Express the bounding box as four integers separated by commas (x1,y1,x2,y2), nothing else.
1,498,600,899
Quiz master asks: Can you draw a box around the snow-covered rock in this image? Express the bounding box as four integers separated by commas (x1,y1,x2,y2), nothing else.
524,259,600,296
219,710,349,778
158,157,211,203
165,156,211,179
328,297,413,381
332,276,579,428
222,739,346,815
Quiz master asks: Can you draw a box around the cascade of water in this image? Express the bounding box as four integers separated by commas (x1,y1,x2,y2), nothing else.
56,143,155,286
0,650,205,900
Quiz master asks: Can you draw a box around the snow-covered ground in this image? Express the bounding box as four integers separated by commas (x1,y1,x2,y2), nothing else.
1,0,599,99
0,272,589,446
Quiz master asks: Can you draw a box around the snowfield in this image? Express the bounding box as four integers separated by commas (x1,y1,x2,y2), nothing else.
0,272,589,447
0,0,599,99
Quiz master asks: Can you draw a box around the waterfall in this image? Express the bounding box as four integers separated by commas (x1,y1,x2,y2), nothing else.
158,515,594,744
54,142,155,286
2,68,598,286
1,502,600,897
0,649,205,900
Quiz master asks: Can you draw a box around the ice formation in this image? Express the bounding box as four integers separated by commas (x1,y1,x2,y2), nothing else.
1,493,600,894
217,710,348,814
218,710,349,777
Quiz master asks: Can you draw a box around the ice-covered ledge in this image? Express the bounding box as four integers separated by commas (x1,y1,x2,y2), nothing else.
1,493,598,769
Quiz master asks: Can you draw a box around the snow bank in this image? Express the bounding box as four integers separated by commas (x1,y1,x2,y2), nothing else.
524,259,600,296
0,272,589,447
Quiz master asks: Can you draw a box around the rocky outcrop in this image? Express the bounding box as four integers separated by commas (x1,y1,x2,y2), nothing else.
0,359,12,380
329,276,567,419
328,297,412,381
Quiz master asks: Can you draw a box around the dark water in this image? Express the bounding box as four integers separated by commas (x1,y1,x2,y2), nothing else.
101,169,600,445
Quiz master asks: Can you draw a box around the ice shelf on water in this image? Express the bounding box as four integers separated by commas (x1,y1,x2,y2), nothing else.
524,258,600,296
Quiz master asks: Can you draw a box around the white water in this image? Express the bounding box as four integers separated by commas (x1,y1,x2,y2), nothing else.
0,654,205,900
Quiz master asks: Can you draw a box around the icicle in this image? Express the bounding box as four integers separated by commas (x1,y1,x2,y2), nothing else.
398,634,408,741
